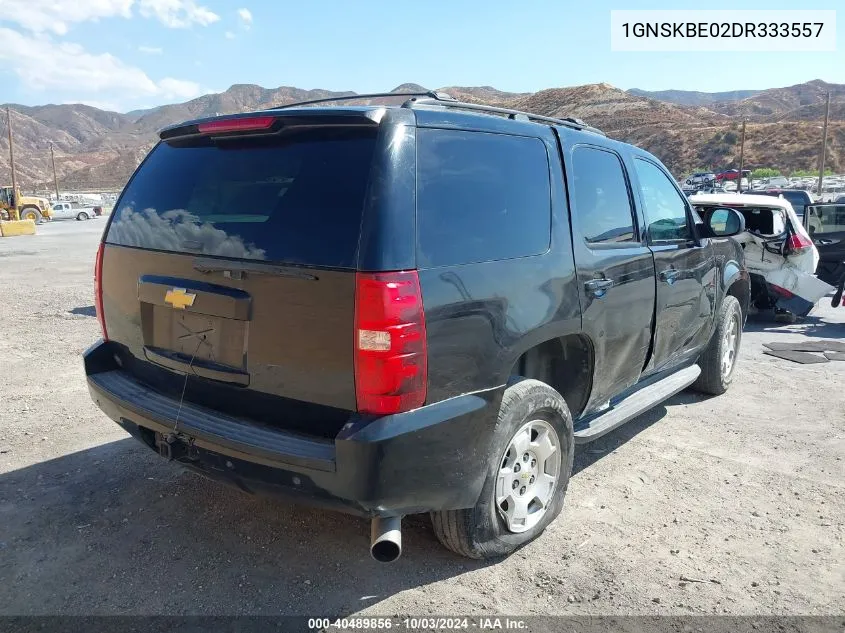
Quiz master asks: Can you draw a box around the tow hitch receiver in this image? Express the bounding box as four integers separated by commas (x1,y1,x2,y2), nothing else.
154,432,197,461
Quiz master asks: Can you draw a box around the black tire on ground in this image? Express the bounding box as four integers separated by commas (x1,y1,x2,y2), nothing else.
430,378,574,559
20,207,42,223
692,295,743,396
76,212,89,221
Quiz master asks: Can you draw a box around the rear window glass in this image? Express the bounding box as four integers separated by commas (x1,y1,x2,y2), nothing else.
416,129,551,268
695,205,786,236
807,205,845,235
570,146,636,244
106,128,376,268
781,191,807,210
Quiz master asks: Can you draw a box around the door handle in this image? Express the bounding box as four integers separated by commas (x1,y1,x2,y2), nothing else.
584,278,614,296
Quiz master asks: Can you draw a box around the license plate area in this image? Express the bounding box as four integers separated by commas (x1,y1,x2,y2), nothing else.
142,304,248,375
137,276,251,383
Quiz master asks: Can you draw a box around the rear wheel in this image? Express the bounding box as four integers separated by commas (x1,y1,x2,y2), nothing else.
20,207,42,223
76,211,89,221
430,378,574,559
692,295,742,395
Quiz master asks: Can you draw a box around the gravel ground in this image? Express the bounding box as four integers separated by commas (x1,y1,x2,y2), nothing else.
0,220,843,617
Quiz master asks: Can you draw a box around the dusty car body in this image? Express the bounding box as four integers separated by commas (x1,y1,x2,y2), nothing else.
691,192,833,317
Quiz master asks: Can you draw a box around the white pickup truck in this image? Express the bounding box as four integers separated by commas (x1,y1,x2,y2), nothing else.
50,201,101,221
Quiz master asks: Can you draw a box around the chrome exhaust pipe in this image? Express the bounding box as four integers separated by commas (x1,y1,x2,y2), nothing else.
370,516,402,562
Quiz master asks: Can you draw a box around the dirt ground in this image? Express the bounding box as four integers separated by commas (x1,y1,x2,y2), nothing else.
0,219,843,617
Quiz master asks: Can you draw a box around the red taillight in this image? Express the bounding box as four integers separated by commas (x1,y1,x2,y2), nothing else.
354,271,427,416
197,116,275,134
94,242,108,340
786,233,813,254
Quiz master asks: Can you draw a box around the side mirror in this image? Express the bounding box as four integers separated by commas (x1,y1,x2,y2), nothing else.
707,207,746,237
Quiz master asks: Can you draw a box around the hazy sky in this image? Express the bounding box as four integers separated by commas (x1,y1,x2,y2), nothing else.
0,0,842,112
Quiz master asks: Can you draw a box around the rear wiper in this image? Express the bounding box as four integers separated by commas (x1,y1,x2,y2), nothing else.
193,257,317,281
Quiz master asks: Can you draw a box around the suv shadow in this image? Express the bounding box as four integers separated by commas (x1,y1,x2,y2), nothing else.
0,439,496,616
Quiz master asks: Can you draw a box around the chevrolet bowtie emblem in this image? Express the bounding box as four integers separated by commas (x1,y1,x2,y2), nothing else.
164,287,196,310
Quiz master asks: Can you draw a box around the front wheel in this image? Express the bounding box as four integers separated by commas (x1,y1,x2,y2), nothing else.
430,378,574,559
19,207,42,223
692,295,743,395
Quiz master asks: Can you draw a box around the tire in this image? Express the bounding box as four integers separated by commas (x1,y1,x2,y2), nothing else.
76,212,89,221
20,207,42,223
692,295,742,395
430,378,574,559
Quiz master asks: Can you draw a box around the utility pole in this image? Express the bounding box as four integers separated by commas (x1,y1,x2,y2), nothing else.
737,119,746,193
50,142,60,200
6,106,18,213
817,91,831,198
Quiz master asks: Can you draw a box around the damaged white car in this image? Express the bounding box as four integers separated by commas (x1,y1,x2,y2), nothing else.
690,193,834,320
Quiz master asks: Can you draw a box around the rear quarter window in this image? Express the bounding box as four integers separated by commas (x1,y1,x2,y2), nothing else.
416,129,551,268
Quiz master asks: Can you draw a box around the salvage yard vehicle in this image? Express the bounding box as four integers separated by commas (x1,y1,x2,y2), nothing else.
84,92,750,561
805,203,845,290
50,201,99,221
716,169,752,183
691,192,832,320
684,172,715,187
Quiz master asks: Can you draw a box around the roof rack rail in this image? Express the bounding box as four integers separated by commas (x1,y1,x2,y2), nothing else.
402,97,605,136
272,90,458,109
269,90,604,136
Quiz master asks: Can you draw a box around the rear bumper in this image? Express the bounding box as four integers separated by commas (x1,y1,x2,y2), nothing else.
84,340,501,517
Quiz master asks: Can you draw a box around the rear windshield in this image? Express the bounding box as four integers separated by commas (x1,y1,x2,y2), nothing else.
106,128,376,268
695,204,786,236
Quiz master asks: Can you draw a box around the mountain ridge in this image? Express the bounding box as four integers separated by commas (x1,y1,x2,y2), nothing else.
1,79,842,191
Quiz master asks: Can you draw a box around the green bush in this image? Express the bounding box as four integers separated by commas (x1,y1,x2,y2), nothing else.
790,168,833,177
751,168,781,178
723,132,738,145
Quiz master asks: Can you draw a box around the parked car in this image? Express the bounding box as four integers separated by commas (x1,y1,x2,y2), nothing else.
747,189,815,220
50,201,98,221
691,192,832,321
684,172,716,187
84,95,750,561
763,176,790,188
715,169,752,182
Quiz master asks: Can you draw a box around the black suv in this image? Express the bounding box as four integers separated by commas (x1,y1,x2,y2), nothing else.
84,92,750,561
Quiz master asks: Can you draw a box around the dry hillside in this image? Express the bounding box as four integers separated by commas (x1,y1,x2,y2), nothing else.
1,79,842,191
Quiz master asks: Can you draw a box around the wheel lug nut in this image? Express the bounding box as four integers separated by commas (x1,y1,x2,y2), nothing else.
529,476,535,484
512,480,519,490
514,463,520,472
531,459,536,468
520,486,526,495
523,453,529,462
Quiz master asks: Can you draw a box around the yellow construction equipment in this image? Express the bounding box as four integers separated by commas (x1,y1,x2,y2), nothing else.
0,185,52,222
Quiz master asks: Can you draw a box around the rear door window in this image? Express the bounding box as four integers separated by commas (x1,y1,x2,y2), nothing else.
106,128,377,268
570,146,636,244
416,129,551,268
807,205,845,235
